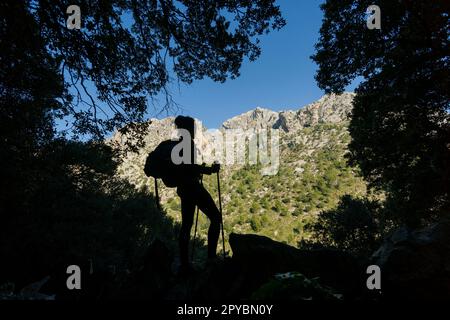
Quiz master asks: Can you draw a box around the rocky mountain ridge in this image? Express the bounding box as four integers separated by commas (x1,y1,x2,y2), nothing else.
111,92,355,146
221,92,355,132
111,92,365,248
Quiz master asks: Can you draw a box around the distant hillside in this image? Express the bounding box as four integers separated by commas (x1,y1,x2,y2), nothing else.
111,92,367,248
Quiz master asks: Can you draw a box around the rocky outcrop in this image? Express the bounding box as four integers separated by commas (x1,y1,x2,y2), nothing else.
110,117,176,151
106,233,363,301
222,92,354,133
372,219,450,300
222,107,280,130
274,110,297,132
181,233,363,300
294,93,354,128
111,93,356,192
225,233,362,299
111,93,355,156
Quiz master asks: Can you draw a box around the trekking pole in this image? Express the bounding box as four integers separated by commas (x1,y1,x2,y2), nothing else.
191,175,202,261
154,178,161,211
216,168,226,259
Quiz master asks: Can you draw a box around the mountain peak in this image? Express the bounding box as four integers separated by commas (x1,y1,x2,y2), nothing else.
221,93,354,132
221,107,279,130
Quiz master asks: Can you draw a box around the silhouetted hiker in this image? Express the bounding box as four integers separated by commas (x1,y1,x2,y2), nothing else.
175,116,221,275
144,116,221,276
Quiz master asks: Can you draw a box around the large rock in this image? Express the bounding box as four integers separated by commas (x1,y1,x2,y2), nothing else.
224,233,362,299
372,219,450,300
274,93,355,132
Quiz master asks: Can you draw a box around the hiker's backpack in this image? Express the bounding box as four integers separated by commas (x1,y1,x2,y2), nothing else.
144,139,181,188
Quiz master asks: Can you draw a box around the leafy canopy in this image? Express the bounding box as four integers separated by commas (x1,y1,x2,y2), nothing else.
23,0,285,137
312,0,450,225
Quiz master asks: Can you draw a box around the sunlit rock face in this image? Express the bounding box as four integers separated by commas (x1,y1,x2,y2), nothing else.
110,93,363,241
222,92,355,133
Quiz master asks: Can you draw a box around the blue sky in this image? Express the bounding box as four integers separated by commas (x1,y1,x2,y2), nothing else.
156,0,326,128
60,0,361,135
152,0,358,129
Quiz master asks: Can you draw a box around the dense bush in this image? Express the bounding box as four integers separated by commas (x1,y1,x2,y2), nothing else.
300,195,391,258
0,140,177,290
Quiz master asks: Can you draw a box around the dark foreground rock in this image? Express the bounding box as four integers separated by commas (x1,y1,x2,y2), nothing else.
110,232,364,301
7,222,450,300
21,226,450,300
372,219,450,300
184,233,363,300
226,233,362,299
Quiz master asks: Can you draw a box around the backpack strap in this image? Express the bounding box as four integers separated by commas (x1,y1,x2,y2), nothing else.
154,178,161,211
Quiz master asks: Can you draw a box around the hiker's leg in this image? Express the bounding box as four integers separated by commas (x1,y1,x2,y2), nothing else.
196,184,221,259
179,193,195,267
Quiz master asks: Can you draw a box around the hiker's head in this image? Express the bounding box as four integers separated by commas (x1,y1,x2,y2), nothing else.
175,116,195,139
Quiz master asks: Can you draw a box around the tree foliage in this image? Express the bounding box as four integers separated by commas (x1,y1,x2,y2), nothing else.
301,195,385,258
0,139,177,290
0,0,284,289
312,0,450,225
5,0,284,137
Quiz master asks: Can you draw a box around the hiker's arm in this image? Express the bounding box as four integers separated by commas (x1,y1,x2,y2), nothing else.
198,163,220,175
183,163,220,175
